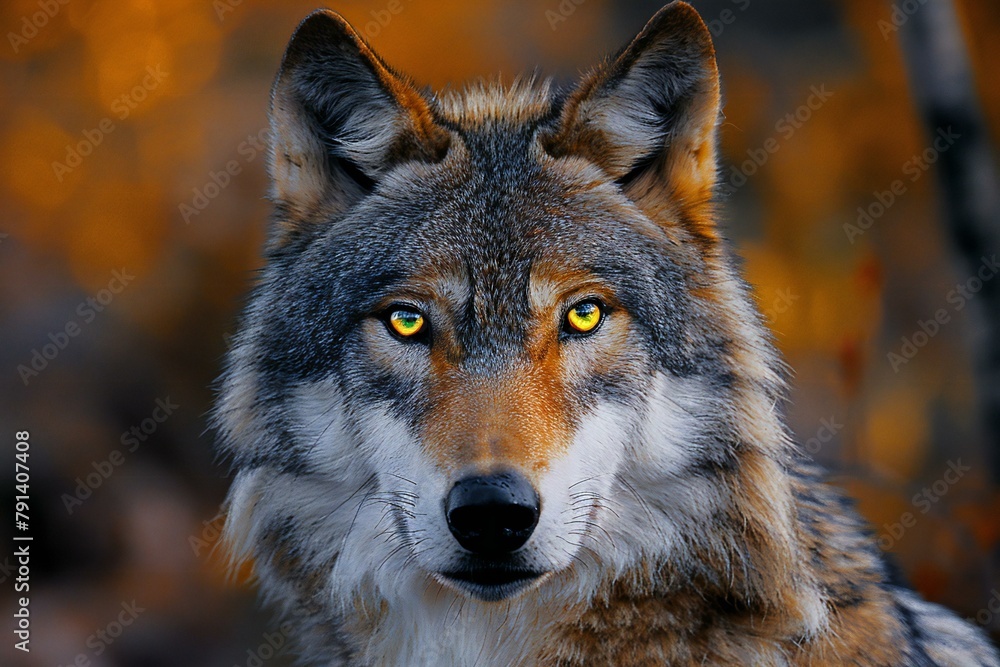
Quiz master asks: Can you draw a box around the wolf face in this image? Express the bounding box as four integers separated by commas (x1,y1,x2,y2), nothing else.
215,3,999,665
219,0,760,604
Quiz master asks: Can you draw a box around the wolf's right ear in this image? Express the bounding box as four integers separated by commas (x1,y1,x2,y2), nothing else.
543,2,721,243
268,10,450,243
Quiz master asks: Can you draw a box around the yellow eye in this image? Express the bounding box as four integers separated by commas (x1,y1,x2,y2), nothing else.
566,301,602,334
388,309,425,338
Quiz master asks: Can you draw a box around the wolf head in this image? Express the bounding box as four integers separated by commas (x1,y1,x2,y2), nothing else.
217,1,819,653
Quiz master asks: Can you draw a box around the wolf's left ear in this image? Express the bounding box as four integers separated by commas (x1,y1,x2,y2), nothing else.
268,10,450,242
543,2,720,237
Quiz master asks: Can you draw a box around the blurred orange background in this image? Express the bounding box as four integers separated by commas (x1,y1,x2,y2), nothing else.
2,0,999,664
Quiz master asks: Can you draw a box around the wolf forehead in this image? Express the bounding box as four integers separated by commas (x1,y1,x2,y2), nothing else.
239,3,737,398
257,124,696,382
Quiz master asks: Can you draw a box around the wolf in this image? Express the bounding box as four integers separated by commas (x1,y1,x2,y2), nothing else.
214,2,1000,665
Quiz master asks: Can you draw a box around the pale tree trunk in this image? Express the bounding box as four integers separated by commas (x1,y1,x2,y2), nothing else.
897,0,1000,482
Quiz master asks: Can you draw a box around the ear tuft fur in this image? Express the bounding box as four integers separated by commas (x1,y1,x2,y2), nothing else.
542,1,721,241
268,9,450,244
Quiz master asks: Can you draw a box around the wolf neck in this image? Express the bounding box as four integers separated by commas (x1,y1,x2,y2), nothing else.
342,574,586,666
347,496,833,667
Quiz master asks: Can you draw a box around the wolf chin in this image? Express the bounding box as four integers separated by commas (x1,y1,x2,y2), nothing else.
214,2,1000,665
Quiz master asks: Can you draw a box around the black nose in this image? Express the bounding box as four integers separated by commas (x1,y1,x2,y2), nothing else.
445,471,540,556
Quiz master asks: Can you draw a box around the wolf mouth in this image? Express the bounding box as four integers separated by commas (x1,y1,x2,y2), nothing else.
438,568,546,601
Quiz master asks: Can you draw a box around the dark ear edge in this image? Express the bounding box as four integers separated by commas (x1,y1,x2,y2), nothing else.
267,9,450,244
541,1,720,187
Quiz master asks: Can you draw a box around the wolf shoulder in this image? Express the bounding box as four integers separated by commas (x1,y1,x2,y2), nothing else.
889,586,1000,667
